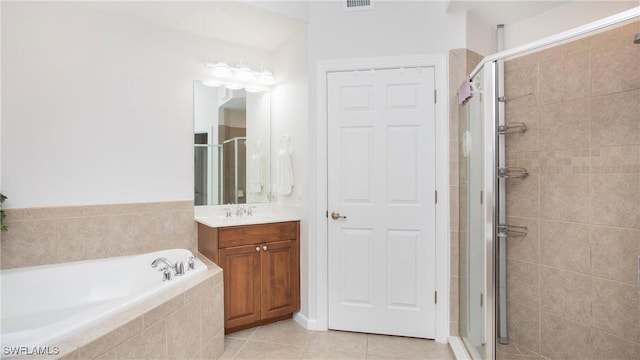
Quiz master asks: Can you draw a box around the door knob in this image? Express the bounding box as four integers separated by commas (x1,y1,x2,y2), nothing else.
263,245,268,251
331,211,347,220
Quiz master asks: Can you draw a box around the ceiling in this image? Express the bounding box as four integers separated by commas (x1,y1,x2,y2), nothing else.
446,0,570,26
78,1,599,52
81,1,307,52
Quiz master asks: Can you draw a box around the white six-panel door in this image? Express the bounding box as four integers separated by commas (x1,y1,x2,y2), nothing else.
327,67,436,338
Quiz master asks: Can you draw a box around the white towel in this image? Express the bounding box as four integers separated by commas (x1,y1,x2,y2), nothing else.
248,153,263,194
276,148,294,195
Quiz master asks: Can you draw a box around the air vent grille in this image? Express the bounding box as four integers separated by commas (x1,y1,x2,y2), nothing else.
345,0,373,11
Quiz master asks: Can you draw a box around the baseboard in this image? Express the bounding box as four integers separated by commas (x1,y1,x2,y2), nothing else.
448,336,471,360
293,312,324,331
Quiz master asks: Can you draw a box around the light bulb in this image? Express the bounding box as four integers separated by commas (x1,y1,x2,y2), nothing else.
235,66,256,82
258,71,275,85
211,62,233,79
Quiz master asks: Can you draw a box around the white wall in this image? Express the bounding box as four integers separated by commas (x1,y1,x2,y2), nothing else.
466,11,495,57
246,92,272,204
1,2,273,208
308,1,465,61
505,0,638,49
271,28,309,319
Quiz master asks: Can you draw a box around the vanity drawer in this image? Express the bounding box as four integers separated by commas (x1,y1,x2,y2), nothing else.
218,221,298,248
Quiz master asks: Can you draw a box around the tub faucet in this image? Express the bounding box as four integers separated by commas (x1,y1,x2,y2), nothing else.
151,257,175,269
151,257,185,277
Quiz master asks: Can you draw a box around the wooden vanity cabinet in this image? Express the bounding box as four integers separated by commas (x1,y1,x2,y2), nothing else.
197,221,300,332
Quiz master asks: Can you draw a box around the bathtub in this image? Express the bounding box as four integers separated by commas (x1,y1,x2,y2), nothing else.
0,249,207,352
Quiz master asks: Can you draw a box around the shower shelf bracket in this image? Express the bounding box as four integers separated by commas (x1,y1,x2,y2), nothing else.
497,224,528,238
499,122,528,135
498,167,529,178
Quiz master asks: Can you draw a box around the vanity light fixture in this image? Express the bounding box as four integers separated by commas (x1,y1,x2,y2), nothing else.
204,62,275,92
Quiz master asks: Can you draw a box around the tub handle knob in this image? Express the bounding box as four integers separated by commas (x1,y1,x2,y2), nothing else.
161,267,172,281
175,261,185,276
188,256,196,270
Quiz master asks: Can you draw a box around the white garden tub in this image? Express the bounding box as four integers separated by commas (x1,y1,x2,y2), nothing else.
0,249,206,351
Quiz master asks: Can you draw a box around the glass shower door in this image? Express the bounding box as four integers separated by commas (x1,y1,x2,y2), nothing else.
459,63,498,360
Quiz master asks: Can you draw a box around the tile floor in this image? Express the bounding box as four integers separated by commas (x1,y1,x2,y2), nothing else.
220,319,456,360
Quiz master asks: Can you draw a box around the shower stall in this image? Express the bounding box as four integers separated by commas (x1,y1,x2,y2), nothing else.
457,8,640,360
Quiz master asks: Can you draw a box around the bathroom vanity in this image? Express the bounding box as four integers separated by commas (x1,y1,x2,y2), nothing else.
197,214,300,333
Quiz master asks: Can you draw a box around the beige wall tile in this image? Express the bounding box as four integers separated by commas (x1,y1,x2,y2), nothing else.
156,209,197,252
450,186,459,232
591,146,640,174
591,41,640,96
450,276,459,323
506,175,540,219
540,312,592,360
505,217,540,264
202,331,225,360
1,219,56,269
592,277,640,343
109,213,157,256
591,174,640,228
506,301,540,353
505,64,539,110
591,327,640,360
506,259,540,307
167,298,202,360
539,266,591,325
466,50,483,74
539,99,590,150
539,50,590,105
505,105,539,153
450,141,459,186
94,349,116,360
591,89,640,147
116,319,167,360
202,281,224,344
539,220,590,273
450,231,459,277
56,216,110,263
143,293,185,328
591,225,640,284
540,173,590,223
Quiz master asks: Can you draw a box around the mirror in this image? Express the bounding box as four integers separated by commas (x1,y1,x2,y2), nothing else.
194,81,271,205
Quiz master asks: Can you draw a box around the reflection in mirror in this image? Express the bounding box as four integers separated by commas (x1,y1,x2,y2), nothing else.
194,81,271,206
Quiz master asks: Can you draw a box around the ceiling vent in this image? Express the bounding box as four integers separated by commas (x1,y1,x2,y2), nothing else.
344,0,373,11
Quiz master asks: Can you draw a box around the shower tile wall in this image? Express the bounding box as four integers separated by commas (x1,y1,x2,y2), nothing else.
449,48,483,337
504,21,640,359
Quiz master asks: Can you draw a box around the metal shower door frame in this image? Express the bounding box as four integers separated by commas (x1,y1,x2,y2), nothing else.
481,61,498,360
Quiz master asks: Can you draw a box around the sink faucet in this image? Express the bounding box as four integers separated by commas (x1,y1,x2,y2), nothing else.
236,204,247,217
151,257,185,278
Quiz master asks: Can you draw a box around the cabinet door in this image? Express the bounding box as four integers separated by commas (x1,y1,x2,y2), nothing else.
220,244,262,328
260,240,300,320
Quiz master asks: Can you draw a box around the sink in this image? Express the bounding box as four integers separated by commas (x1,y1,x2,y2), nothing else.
195,214,297,228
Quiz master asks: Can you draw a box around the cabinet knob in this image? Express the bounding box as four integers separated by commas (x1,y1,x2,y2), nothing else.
256,246,260,252
263,245,268,251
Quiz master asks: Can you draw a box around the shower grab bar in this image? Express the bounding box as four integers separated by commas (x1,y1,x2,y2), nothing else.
498,167,529,178
497,91,534,103
497,224,529,238
499,122,528,135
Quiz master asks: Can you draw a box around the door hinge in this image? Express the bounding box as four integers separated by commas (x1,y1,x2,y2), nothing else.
480,293,484,307
435,190,438,204
434,89,437,104
434,291,438,304
325,210,328,218
480,190,483,204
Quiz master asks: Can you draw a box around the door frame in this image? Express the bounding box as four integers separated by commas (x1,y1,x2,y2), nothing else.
304,54,450,343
